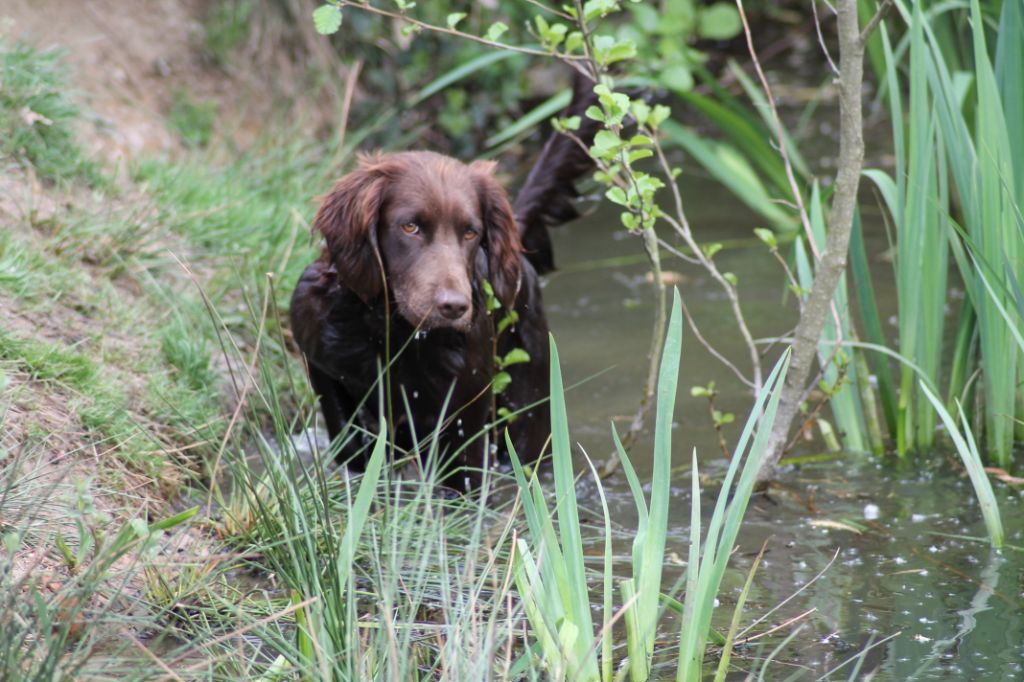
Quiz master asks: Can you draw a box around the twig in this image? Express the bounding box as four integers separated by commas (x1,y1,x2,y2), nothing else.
679,295,756,389
571,0,600,82
335,0,587,63
812,0,840,76
735,0,817,258
655,236,702,265
654,136,763,392
330,57,364,174
524,0,574,21
860,0,895,46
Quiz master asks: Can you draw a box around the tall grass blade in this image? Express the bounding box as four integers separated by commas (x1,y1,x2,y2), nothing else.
485,88,571,149
848,208,898,440
918,382,1003,547
677,348,791,681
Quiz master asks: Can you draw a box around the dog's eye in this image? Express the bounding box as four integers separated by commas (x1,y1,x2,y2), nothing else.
463,228,479,241
401,223,420,235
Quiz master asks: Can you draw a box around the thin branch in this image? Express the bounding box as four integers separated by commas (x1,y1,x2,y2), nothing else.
655,237,703,266
572,0,600,81
735,0,817,259
523,0,574,21
680,296,756,389
336,0,586,62
860,0,894,46
812,0,840,76
654,135,763,392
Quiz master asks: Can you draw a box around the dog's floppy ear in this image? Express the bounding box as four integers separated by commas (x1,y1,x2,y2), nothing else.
314,153,398,303
470,160,522,308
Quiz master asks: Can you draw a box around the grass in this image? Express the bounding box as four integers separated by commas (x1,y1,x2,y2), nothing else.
507,290,792,681
855,0,1024,465
0,40,101,185
167,90,219,148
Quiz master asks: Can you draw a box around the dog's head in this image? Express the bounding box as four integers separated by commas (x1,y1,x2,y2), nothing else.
313,151,521,330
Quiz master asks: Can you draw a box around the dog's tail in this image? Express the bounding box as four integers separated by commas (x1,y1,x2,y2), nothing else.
512,72,601,275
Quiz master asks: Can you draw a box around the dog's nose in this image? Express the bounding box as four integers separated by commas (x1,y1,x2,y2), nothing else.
436,290,470,320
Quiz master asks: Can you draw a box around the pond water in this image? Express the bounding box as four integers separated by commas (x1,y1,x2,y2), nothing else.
542,172,1024,680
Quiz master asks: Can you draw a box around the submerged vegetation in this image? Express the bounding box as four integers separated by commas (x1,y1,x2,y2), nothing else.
2,0,1024,680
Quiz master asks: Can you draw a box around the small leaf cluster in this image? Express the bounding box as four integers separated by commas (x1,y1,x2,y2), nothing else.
532,1,638,64
582,85,671,233
483,280,529,396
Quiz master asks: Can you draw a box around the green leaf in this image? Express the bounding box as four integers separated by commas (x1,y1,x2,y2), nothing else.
631,100,650,126
753,227,777,248
585,105,606,122
606,187,629,206
558,115,581,131
312,4,342,35
535,15,567,49
446,12,467,29
500,348,531,368
628,149,654,163
591,129,623,157
565,31,584,52
486,22,509,41
649,104,671,127
492,371,512,394
483,279,500,312
698,3,741,40
660,63,694,94
584,0,621,22
593,35,637,66
497,309,519,335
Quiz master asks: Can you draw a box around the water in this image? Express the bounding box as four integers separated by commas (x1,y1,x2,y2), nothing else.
542,173,1024,679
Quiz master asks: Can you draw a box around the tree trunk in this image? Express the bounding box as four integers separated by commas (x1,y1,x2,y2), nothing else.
758,0,867,483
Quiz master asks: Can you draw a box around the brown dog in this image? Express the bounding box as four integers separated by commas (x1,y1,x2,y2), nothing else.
289,79,597,489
